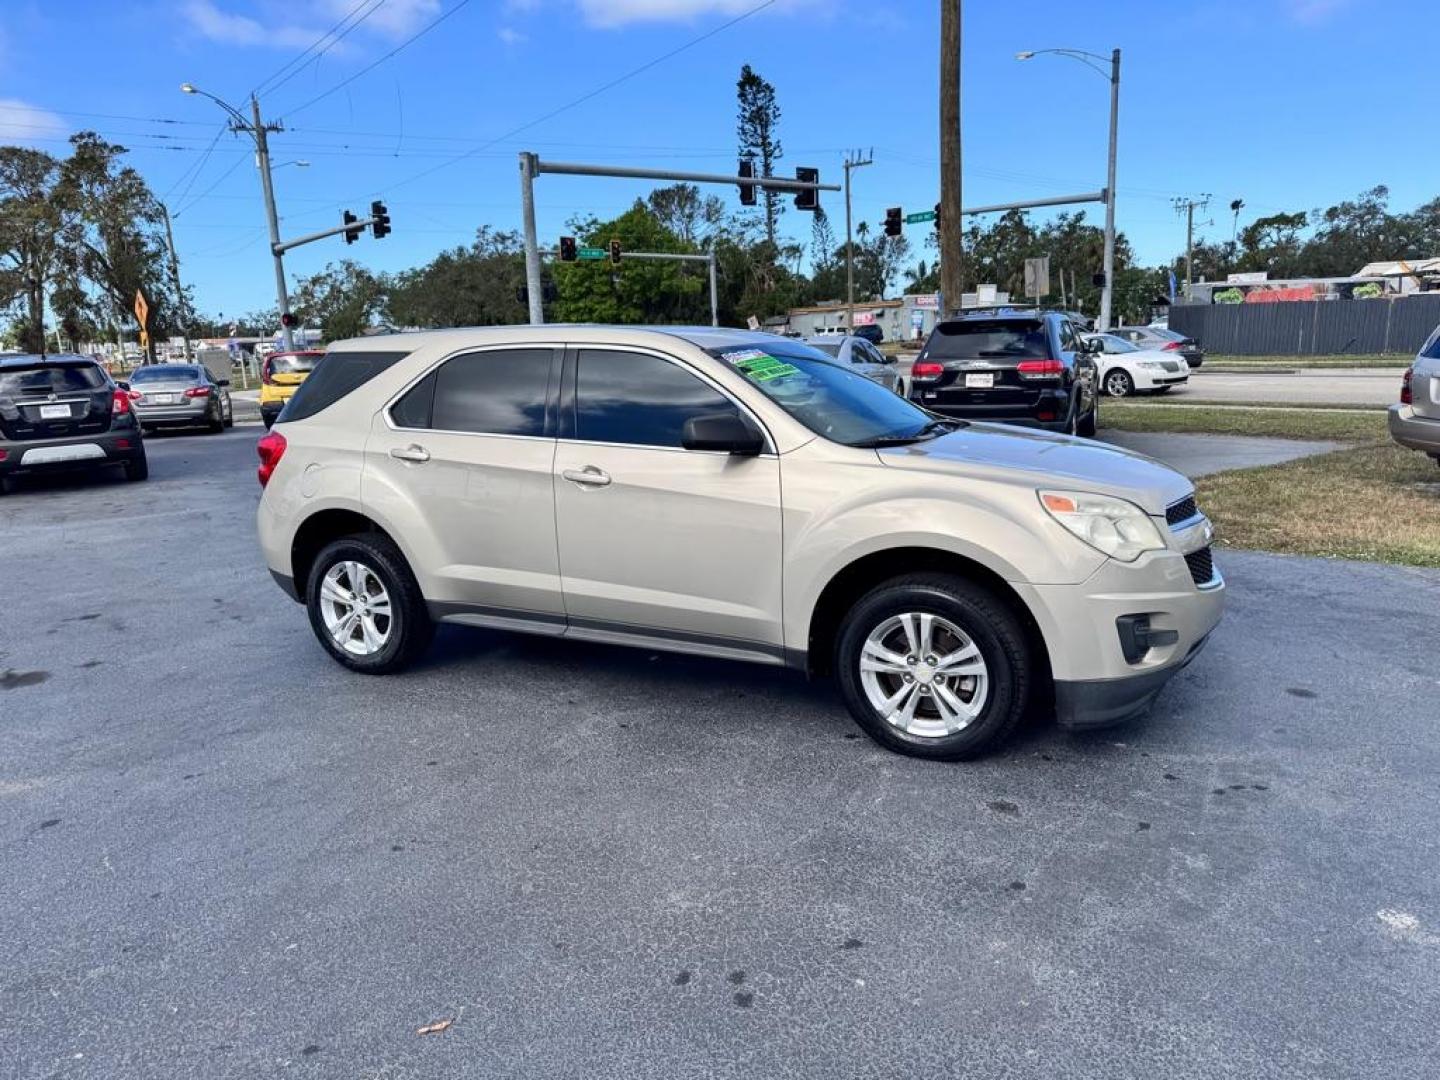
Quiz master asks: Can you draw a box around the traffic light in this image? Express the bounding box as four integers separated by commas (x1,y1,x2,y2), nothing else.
342,209,360,244
933,202,942,231
794,167,819,211
280,312,296,329
559,236,577,262
1092,271,1107,288
371,200,391,240
885,207,903,238
609,239,622,265
738,159,756,206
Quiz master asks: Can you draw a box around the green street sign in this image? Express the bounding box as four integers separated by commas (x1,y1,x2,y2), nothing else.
578,247,607,261
904,210,936,225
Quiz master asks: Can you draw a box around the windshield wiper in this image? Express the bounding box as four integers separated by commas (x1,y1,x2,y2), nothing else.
851,419,959,448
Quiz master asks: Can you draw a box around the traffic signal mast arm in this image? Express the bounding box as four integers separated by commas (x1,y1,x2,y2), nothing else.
272,202,390,255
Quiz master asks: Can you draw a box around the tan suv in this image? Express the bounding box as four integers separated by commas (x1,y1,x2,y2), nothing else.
256,327,1224,760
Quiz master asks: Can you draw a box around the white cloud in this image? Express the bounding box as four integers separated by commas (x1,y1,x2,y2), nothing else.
182,0,331,48
577,0,764,27
497,26,527,44
322,0,441,38
0,99,69,144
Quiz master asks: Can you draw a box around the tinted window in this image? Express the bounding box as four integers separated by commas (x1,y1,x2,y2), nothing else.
267,352,321,376
707,342,931,447
1059,321,1078,353
1422,326,1440,360
923,320,1050,361
576,349,735,448
391,370,436,428
0,364,106,396
131,365,199,383
809,342,843,357
278,350,410,424
431,349,551,436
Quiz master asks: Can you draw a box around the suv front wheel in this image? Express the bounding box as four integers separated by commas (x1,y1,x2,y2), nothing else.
306,534,434,674
835,574,1033,760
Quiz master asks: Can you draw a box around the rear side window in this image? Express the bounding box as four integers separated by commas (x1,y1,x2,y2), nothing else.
278,350,410,423
390,371,436,429
923,321,1049,361
429,349,552,436
575,349,735,448
0,364,106,396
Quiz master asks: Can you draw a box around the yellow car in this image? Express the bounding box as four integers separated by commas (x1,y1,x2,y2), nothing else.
259,350,324,428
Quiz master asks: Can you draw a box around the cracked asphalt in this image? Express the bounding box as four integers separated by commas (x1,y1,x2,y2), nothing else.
2,427,1438,1079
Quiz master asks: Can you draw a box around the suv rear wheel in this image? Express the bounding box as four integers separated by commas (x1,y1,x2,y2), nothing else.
835,574,1033,760
305,534,434,674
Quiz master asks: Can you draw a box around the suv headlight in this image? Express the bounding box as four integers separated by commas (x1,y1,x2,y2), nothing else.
1039,490,1167,562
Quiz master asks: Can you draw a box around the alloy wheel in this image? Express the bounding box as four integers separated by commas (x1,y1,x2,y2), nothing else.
858,612,989,738
319,560,393,656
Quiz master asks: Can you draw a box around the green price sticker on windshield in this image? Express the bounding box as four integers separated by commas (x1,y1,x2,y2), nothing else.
726,351,799,382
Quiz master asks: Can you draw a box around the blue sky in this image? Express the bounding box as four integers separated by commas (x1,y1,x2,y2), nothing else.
2,0,1435,316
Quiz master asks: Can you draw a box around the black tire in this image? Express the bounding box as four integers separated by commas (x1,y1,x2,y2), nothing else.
834,573,1033,761
1103,368,1134,398
1077,396,1098,437
207,402,224,433
223,401,234,428
305,533,434,675
1153,385,1172,395
123,453,148,482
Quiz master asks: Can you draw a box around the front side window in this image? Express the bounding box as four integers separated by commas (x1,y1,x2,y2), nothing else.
1059,320,1078,353
575,349,736,448
1097,335,1137,354
430,349,552,436
707,341,938,448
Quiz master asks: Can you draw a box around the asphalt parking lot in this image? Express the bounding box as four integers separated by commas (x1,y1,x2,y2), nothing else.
3,428,1438,1079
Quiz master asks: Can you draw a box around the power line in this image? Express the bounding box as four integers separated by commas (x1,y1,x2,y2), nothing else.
174,155,248,219
373,0,779,197
253,0,388,100
281,0,477,119
162,124,228,204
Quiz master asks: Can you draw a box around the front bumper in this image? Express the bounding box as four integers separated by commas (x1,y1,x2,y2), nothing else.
1388,404,1440,455
0,425,143,476
1011,544,1226,729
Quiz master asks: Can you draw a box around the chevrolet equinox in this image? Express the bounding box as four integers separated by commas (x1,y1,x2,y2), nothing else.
257,327,1224,760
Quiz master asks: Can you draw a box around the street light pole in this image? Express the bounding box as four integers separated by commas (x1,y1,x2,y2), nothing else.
180,84,294,351
159,203,192,360
1015,46,1120,329
843,151,873,332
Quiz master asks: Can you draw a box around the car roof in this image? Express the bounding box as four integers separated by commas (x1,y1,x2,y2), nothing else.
0,353,101,369
323,325,803,355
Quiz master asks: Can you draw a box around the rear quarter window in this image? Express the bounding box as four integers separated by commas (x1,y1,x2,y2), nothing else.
277,350,411,423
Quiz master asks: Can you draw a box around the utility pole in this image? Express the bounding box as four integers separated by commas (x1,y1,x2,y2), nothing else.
1100,47,1120,331
843,149,873,331
938,0,963,316
250,96,293,352
519,152,544,326
1173,194,1212,300
160,203,192,360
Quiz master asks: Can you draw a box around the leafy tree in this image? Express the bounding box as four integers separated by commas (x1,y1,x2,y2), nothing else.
552,202,703,323
736,64,783,246
0,147,65,352
646,184,725,248
291,260,387,341
387,226,526,328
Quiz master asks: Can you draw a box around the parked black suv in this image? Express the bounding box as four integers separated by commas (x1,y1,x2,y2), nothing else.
0,354,147,493
907,309,1098,435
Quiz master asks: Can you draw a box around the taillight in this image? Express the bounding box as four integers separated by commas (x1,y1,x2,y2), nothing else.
1162,341,1183,351
184,386,211,398
1016,359,1064,378
128,389,142,401
111,388,131,415
1400,368,1413,405
257,430,287,487
912,361,945,379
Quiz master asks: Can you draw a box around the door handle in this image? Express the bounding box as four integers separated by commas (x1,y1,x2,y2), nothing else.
390,444,430,464
562,466,611,487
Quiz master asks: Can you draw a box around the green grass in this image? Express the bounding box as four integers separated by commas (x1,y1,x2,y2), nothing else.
1101,402,1440,566
1100,402,1386,441
1207,353,1409,369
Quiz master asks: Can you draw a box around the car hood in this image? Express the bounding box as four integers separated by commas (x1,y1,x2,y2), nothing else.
876,423,1193,515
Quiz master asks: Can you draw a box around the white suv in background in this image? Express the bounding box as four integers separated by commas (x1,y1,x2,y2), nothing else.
256,327,1224,760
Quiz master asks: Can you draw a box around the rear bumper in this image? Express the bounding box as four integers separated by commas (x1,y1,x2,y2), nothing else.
912,389,1076,431
134,401,212,425
1388,404,1440,455
0,426,143,476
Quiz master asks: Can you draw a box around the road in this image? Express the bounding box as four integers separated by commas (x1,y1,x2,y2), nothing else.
3,429,1438,1079
891,359,1399,407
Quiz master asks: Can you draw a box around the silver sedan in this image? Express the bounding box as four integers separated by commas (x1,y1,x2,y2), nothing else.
127,364,233,434
803,335,901,393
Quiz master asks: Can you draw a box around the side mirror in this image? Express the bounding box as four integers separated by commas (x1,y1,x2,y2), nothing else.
682,410,764,456
117,381,130,391
218,378,231,386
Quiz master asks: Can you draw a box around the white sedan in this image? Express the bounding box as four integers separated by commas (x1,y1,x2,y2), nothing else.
1082,333,1190,397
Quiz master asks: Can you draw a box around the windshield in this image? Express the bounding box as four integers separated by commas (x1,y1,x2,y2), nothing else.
268,352,320,376
0,364,106,396
708,342,944,447
923,320,1049,361
131,365,199,383
1096,334,1138,354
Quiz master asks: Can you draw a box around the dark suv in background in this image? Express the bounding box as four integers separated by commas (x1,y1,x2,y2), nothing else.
0,354,147,493
907,309,1099,435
